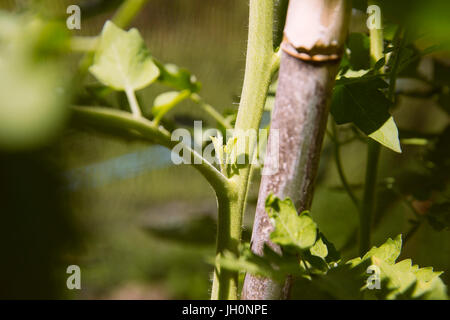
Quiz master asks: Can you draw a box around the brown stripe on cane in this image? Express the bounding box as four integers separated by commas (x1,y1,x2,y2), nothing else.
282,0,351,62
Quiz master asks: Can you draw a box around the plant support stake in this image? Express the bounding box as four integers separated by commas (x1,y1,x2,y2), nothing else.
242,0,350,300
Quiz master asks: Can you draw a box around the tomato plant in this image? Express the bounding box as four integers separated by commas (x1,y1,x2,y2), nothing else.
0,0,448,300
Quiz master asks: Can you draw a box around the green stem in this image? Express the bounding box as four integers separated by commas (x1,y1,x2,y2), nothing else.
388,27,406,102
332,122,359,210
360,0,384,255
112,0,150,29
211,188,240,300
70,36,98,52
211,0,274,300
200,102,232,129
125,87,142,117
360,17,406,255
71,106,229,195
368,1,384,65
359,139,380,255
190,94,232,130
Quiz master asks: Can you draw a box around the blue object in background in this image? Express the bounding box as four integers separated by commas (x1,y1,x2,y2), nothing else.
65,146,179,190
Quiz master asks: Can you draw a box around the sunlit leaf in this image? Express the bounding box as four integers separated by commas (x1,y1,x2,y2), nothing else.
89,21,160,91
368,117,402,153
265,194,317,250
152,90,190,123
348,235,447,299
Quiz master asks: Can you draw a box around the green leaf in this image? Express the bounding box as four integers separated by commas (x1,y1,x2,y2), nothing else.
368,117,402,153
302,232,341,273
89,21,160,91
152,90,190,123
348,235,448,300
374,57,386,71
349,235,402,267
309,260,371,299
310,237,328,259
331,77,401,152
265,194,317,250
310,233,340,264
154,61,201,93
216,243,305,282
374,258,447,299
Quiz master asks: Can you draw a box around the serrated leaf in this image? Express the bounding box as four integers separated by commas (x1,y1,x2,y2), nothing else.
349,235,402,267
309,232,340,261
265,194,317,250
303,232,341,273
311,260,371,299
347,235,447,300
374,258,447,299
89,21,160,91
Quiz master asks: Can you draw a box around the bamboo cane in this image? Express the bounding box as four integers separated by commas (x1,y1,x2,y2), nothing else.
242,0,351,300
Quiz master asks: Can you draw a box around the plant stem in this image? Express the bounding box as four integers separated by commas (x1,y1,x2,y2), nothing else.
359,0,384,256
199,102,231,129
359,9,407,256
233,0,274,134
70,36,98,52
125,87,142,117
359,139,381,255
211,188,240,300
190,94,233,130
70,106,230,195
112,0,150,29
210,0,275,300
368,1,384,65
332,122,359,210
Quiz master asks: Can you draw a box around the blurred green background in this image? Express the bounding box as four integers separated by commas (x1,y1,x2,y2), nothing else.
0,0,448,299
